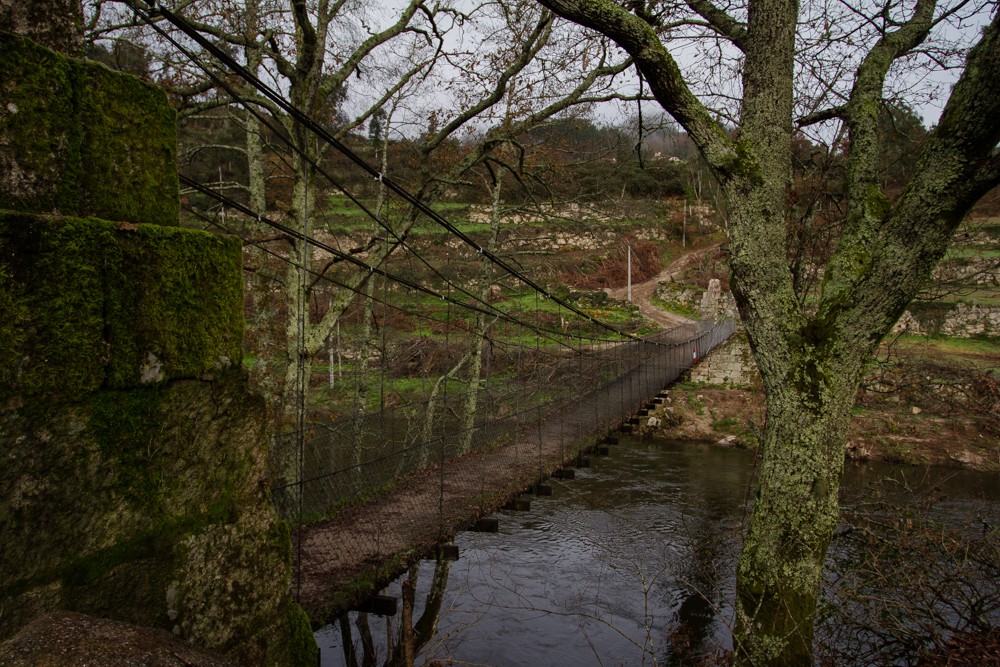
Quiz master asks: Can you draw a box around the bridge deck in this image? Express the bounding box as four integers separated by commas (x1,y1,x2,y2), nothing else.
294,408,590,620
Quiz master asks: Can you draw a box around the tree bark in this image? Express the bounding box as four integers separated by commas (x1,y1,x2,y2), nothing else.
458,172,505,454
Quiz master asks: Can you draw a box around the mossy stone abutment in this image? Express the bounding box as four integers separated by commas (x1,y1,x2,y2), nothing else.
0,6,317,664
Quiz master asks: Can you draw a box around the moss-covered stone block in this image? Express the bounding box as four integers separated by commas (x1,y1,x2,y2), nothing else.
0,212,243,399
102,221,245,389
0,32,80,213
0,370,318,664
0,31,178,225
0,0,84,57
0,28,316,664
77,61,179,226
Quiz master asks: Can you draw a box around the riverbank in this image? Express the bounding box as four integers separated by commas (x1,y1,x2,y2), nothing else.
642,371,1000,471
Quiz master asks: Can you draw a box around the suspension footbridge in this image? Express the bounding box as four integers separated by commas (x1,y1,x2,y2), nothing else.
124,1,739,625
272,317,734,620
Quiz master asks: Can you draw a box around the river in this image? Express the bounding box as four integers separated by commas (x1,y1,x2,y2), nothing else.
317,436,1000,666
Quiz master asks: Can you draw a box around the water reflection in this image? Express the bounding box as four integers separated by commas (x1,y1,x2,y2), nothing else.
319,439,756,665
334,558,451,667
318,437,1000,666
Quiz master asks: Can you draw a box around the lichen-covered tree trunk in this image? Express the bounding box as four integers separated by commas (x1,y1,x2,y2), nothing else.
242,43,267,215
350,277,378,475
245,111,266,214
281,140,317,428
534,0,1000,663
732,341,866,663
416,354,469,470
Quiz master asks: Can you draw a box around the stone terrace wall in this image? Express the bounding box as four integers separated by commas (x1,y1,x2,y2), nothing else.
894,302,1000,338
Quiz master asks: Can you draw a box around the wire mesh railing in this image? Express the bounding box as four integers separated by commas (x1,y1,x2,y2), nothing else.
116,1,739,619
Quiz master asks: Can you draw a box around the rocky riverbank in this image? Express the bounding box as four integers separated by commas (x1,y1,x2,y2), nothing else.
639,380,1000,472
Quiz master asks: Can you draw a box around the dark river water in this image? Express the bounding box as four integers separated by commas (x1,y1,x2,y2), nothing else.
317,436,1000,666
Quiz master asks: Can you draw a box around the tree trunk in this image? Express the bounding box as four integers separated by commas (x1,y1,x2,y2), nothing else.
351,277,378,476
281,139,317,428
733,347,860,664
458,175,504,454
417,354,469,470
246,111,266,214
243,44,267,215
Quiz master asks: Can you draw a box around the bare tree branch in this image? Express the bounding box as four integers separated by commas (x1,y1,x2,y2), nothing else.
686,0,748,49
536,0,737,178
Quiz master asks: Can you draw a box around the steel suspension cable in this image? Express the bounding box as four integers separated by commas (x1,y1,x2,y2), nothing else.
181,175,616,352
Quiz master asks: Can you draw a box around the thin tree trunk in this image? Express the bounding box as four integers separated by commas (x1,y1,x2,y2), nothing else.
458,175,504,454
246,111,266,214
338,615,359,667
281,144,318,428
351,278,378,474
416,354,469,470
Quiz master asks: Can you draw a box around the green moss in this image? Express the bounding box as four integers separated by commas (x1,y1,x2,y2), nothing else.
730,137,763,182
89,387,167,509
877,436,926,466
0,32,81,213
0,32,178,224
104,222,244,387
320,551,415,622
0,213,109,395
788,316,842,412
0,212,243,399
276,600,319,667
61,525,175,590
0,256,28,379
77,60,179,226
865,185,892,223
0,499,239,603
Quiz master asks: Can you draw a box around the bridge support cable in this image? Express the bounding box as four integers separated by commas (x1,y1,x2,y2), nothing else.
126,0,661,349
125,6,641,366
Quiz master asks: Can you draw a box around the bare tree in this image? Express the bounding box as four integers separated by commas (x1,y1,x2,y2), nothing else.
533,0,1000,663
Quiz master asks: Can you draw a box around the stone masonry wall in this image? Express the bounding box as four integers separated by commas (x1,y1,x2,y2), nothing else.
0,23,316,666
894,302,1000,338
690,330,758,387
0,32,178,225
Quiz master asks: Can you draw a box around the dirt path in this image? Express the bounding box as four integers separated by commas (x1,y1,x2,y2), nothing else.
605,244,721,330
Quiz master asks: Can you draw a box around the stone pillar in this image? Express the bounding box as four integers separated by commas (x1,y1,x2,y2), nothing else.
0,26,317,666
699,278,723,319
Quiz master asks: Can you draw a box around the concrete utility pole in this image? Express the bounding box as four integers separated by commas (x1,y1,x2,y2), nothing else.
682,203,687,248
